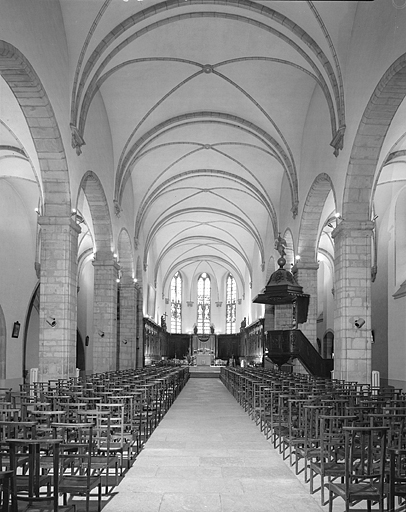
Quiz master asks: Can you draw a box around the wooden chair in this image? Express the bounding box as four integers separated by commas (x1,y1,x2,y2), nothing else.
52,422,102,512
283,397,310,471
95,403,133,472
294,402,332,483
0,421,36,472
8,438,75,512
0,470,15,512
388,447,406,512
309,414,356,505
324,426,389,512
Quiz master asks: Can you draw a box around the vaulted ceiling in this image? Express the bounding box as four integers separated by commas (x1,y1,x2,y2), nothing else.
1,0,358,291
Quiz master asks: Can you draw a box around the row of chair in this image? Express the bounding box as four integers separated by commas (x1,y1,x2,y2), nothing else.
220,366,406,512
0,365,190,511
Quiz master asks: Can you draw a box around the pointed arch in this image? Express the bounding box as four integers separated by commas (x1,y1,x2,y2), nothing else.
282,228,295,268
117,228,134,282
343,53,406,222
78,171,113,257
226,273,237,334
197,272,211,334
0,41,70,216
298,173,335,261
170,271,183,333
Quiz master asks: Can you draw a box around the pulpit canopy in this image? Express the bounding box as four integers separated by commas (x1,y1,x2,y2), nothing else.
253,256,310,323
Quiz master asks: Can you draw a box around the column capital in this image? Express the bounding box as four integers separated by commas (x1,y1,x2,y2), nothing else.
92,257,120,271
292,260,319,271
120,276,139,287
332,219,374,240
38,215,81,234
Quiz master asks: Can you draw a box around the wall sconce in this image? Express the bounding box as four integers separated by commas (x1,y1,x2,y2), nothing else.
122,339,128,345
46,316,56,327
71,209,85,224
354,318,365,329
12,321,20,338
98,330,105,337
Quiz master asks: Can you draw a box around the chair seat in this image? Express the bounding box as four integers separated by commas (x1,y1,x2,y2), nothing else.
59,474,102,493
15,500,75,512
310,460,345,476
15,473,51,491
325,481,381,501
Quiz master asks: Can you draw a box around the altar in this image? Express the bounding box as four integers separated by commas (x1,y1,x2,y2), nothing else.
195,353,213,366
192,333,217,354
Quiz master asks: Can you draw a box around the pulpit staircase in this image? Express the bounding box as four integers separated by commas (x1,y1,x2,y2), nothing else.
266,329,333,379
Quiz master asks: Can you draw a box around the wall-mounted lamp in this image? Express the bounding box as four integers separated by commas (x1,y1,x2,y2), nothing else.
46,316,56,327
98,330,105,337
372,215,379,221
12,321,21,338
295,255,301,261
71,209,85,224
334,212,344,221
122,339,128,345
34,207,40,215
354,318,365,329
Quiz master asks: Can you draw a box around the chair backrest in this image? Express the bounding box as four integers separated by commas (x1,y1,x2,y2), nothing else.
51,422,95,483
388,447,406,509
8,438,61,511
318,414,356,468
0,470,16,512
96,403,126,450
342,426,389,497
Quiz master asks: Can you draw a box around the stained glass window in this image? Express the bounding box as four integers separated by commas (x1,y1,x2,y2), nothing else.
197,272,211,333
170,271,182,333
226,273,236,334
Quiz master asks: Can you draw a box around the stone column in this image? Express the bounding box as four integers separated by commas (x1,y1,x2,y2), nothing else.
118,277,137,370
92,255,120,373
38,216,80,382
135,283,143,368
293,261,319,348
332,220,374,384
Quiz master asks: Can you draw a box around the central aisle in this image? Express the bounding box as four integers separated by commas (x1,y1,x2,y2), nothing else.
103,378,324,512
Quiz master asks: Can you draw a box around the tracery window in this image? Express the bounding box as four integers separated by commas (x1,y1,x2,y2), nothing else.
226,273,236,334
170,271,182,333
197,272,211,333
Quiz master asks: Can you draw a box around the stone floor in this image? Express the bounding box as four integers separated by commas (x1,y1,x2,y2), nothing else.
72,377,389,511
101,378,326,512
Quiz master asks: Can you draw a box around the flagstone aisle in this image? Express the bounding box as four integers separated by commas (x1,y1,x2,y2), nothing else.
102,378,324,512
